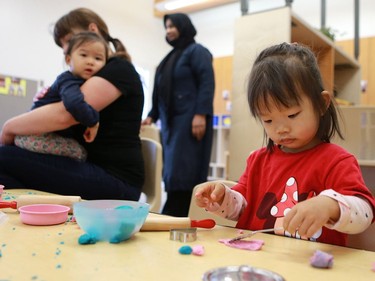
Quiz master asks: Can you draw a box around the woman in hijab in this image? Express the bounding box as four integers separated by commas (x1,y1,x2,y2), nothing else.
142,13,215,217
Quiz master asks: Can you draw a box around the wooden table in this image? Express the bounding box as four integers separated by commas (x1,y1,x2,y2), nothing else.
1,190,375,281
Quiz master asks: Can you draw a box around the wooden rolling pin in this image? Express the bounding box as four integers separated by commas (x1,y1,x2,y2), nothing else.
0,195,82,213
141,213,216,231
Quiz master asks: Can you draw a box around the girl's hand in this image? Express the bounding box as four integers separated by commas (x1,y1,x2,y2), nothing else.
283,196,340,238
194,182,226,208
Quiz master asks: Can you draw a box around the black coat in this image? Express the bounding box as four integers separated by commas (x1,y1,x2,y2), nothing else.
148,42,215,192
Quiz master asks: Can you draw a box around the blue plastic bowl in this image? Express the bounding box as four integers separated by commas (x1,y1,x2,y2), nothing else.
73,200,149,243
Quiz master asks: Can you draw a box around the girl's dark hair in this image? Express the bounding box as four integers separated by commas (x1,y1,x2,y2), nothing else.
53,8,131,62
247,42,343,151
66,31,109,61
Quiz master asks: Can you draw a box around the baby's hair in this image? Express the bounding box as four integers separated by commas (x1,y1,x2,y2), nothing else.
247,42,343,151
66,31,109,61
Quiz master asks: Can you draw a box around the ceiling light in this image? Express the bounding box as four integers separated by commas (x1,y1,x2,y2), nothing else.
155,0,208,12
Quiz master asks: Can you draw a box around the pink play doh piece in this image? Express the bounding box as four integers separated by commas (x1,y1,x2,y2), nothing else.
219,239,264,251
19,204,70,226
192,245,205,256
310,250,333,268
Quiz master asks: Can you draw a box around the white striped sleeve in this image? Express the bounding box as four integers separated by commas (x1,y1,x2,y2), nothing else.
205,185,247,221
319,189,374,234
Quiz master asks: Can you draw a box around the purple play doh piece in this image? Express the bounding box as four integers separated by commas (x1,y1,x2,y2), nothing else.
310,250,333,268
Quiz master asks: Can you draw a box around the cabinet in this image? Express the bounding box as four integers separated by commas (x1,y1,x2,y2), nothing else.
337,106,375,190
0,74,41,128
229,7,364,180
334,106,375,160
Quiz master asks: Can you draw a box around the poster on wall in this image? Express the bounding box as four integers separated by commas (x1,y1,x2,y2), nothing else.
0,75,27,97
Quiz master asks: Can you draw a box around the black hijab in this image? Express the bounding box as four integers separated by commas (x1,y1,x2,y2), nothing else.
163,13,197,48
154,13,197,122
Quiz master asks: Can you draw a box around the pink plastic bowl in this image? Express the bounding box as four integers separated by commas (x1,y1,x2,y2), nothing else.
18,204,70,226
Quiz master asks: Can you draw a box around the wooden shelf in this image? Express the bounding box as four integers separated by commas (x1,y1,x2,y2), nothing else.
291,11,360,103
229,7,363,180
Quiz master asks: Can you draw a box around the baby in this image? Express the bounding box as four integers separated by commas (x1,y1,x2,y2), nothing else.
15,32,108,161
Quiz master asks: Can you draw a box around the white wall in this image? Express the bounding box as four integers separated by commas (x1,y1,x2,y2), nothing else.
0,0,167,119
0,0,166,86
1,0,374,117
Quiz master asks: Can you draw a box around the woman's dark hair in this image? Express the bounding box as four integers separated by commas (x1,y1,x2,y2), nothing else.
53,8,131,61
66,31,109,61
247,42,343,151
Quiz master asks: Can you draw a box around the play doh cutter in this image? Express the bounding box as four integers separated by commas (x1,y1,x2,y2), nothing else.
169,228,197,242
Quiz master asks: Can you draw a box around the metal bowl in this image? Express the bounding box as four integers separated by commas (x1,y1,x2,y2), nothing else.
202,265,285,281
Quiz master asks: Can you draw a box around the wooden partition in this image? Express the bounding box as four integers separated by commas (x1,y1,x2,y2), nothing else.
213,56,233,115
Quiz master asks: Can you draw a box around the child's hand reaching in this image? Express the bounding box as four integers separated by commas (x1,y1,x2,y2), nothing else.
83,122,99,143
283,196,340,238
194,182,226,209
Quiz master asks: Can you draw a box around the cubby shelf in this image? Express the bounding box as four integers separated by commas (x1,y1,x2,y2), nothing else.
229,6,365,181
208,115,230,180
